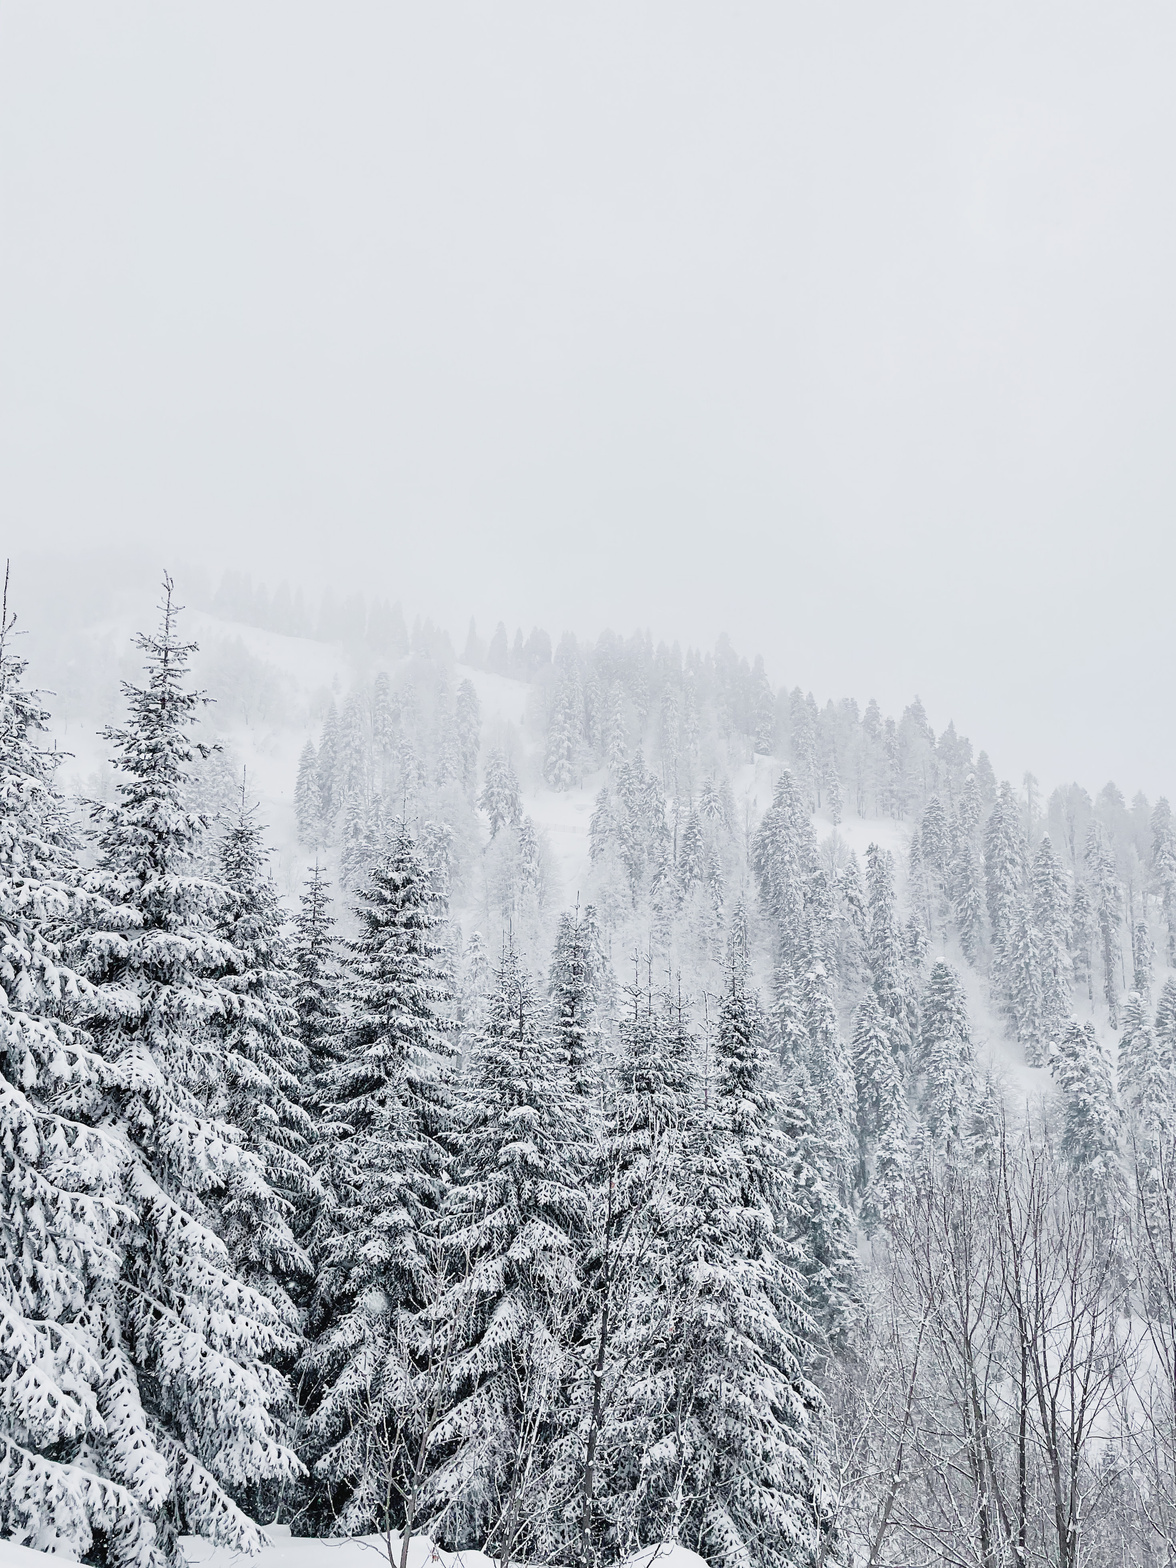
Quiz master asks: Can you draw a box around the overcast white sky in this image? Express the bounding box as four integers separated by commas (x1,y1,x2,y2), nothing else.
3,4,1175,794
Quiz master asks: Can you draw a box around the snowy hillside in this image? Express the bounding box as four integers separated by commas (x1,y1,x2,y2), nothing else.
5,571,1175,1568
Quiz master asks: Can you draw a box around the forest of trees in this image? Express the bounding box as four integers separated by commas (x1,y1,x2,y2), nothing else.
4,569,1176,1568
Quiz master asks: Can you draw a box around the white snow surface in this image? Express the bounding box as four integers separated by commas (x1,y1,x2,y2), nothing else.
181,1526,705,1568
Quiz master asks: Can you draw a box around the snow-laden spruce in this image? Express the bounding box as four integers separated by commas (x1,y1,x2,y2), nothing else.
422,942,584,1563
299,824,453,1536
73,581,302,1565
0,588,156,1564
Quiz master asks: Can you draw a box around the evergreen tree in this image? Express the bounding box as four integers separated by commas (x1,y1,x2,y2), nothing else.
985,781,1026,996
455,679,482,797
1031,834,1072,1058
545,665,584,792
478,749,522,838
917,960,975,1153
294,738,319,846
865,843,912,1059
1049,1020,1123,1207
576,971,696,1566
217,797,317,1312
1132,917,1153,1000
548,904,605,1101
623,957,832,1568
1152,797,1176,965
300,824,454,1534
316,700,341,827
1085,824,1124,1027
79,580,301,1562
752,770,817,964
291,862,345,1080
422,944,583,1559
1119,990,1171,1134
0,589,166,1563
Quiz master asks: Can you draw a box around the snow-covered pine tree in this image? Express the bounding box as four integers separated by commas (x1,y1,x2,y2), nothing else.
752,769,817,965
1132,918,1153,1001
1119,990,1171,1136
1152,797,1176,965
0,586,164,1563
316,700,341,829
572,968,696,1568
851,993,901,1179
799,947,857,1188
455,679,481,797
985,781,1026,1000
294,738,319,846
299,823,454,1535
949,795,984,966
478,749,522,838
545,661,584,792
625,952,833,1568
1031,834,1072,1059
422,942,584,1561
548,903,605,1102
291,861,344,1080
1050,1019,1123,1208
217,796,317,1312
917,959,975,1154
78,579,301,1562
1085,824,1124,1028
865,842,913,1060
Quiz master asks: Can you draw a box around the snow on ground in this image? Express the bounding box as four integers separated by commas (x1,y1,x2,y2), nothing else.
181,1525,706,1568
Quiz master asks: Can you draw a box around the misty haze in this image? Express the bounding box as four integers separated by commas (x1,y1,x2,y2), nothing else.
2,6,1175,1568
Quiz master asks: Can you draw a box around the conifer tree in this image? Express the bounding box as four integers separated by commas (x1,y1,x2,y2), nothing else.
865,843,912,1059
1152,796,1176,965
478,749,522,838
0,586,167,1563
217,797,317,1311
316,700,341,827
985,781,1026,996
949,814,984,966
1031,834,1072,1057
291,862,344,1080
455,679,481,797
422,943,583,1559
300,824,453,1534
548,904,605,1101
1132,917,1153,1000
621,954,832,1568
1085,824,1124,1027
575,970,696,1567
79,580,301,1562
1119,990,1171,1134
545,664,584,792
1049,1020,1123,1207
294,738,320,846
917,959,975,1153
753,769,817,964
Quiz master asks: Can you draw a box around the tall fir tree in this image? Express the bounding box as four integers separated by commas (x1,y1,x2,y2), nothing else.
1050,1019,1123,1208
1085,824,1124,1028
917,959,975,1153
422,943,584,1560
626,954,833,1568
78,580,301,1563
0,587,167,1564
294,738,320,847
216,797,317,1314
478,749,522,839
300,825,454,1534
548,903,605,1102
291,862,344,1081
